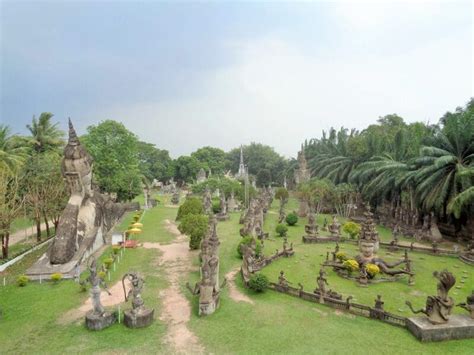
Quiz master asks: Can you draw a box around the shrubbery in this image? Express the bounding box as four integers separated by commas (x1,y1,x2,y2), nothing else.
366,263,380,277
212,199,221,214
336,251,348,262
237,236,262,258
178,213,209,249
176,197,204,221
286,213,298,226
248,273,269,292
51,273,62,283
342,222,361,239
17,275,29,287
275,223,288,237
274,187,289,202
343,259,359,272
103,257,114,270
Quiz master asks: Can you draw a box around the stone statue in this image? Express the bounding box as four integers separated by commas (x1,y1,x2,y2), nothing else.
328,215,341,237
304,211,319,237
122,272,154,328
278,271,290,289
196,168,207,183
27,119,128,280
322,217,328,232
83,257,115,330
203,187,212,214
457,291,474,319
315,269,328,296
171,190,180,205
216,194,229,221
187,216,225,315
406,270,456,324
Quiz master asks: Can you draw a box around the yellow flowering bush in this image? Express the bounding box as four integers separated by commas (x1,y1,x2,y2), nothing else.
366,263,380,277
336,252,348,262
343,259,360,272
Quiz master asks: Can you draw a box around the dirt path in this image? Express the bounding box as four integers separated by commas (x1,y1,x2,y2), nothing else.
153,221,204,354
9,221,51,245
225,268,254,305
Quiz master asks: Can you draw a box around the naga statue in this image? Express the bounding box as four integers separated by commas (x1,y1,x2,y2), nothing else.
457,291,474,319
27,119,128,280
122,272,154,328
406,270,456,324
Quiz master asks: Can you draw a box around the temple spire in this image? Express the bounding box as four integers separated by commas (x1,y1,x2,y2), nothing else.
68,118,80,146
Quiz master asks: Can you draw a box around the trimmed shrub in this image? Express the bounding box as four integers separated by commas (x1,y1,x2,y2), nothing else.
98,271,107,280
286,213,298,226
237,236,262,258
103,257,114,270
178,213,209,250
275,223,288,237
274,187,289,202
248,273,269,292
336,251,348,262
112,245,121,255
366,263,380,277
51,273,62,283
342,222,361,239
17,275,30,287
176,197,204,221
343,259,360,272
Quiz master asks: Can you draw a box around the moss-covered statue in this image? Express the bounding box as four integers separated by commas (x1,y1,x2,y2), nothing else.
406,270,456,324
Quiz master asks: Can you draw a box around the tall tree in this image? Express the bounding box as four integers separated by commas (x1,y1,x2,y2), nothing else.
137,141,173,183
191,146,227,175
26,112,64,153
0,125,28,173
81,120,142,201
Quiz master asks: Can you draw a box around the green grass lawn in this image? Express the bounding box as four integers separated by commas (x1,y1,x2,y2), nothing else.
0,196,472,354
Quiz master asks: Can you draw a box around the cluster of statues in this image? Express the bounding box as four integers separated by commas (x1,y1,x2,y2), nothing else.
302,210,341,243
239,192,272,240
187,215,225,316
84,257,154,330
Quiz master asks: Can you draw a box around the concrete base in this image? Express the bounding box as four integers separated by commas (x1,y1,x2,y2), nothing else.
407,315,474,342
123,309,154,328
302,235,340,243
85,311,116,331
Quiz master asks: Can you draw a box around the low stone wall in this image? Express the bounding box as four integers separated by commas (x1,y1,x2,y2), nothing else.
268,282,407,328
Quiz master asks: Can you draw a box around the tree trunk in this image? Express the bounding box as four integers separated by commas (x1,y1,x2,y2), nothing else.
36,218,42,242
43,212,50,238
1,233,5,259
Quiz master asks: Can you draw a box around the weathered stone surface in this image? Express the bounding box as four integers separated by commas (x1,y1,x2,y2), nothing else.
85,311,116,331
407,315,474,342
123,309,154,328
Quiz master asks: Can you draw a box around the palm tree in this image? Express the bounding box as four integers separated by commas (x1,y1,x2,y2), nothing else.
447,166,474,218
0,125,28,173
26,112,64,153
309,128,362,184
415,108,474,216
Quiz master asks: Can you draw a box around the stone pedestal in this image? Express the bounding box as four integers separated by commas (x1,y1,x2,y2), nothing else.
85,311,116,331
407,315,474,342
123,308,154,328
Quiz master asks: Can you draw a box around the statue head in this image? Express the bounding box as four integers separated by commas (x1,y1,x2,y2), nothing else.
359,240,376,259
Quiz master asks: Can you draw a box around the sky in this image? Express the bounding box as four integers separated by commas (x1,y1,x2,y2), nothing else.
1,0,472,158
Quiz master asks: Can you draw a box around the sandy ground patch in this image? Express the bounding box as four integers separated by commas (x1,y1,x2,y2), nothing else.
58,279,130,324
225,268,254,305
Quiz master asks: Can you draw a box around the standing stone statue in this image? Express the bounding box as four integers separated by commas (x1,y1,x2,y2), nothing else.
328,215,341,237
406,270,456,324
84,257,116,330
315,269,328,303
203,187,212,214
122,272,154,328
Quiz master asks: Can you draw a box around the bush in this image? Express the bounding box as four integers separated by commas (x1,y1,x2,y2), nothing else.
237,236,262,258
274,187,289,202
51,273,62,283
248,273,269,292
366,263,380,277
343,259,360,272
286,213,298,226
275,223,288,237
342,222,361,239
17,275,30,287
112,245,121,255
212,199,221,214
176,197,204,221
178,213,209,249
103,257,114,270
336,251,348,262
98,271,107,280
